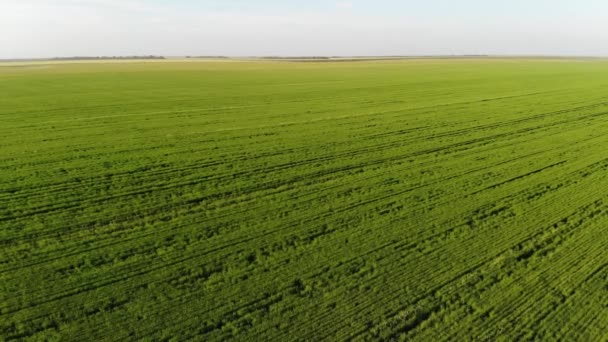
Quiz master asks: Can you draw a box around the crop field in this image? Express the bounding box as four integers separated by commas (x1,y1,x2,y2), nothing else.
2,58,608,341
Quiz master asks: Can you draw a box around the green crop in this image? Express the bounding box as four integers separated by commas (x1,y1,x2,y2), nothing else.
2,58,608,341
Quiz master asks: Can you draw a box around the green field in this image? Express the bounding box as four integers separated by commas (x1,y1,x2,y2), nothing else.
2,59,608,341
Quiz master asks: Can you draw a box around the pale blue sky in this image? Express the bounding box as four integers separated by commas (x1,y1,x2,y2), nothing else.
2,0,608,58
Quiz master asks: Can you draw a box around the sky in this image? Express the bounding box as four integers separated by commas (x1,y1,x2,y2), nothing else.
2,0,608,59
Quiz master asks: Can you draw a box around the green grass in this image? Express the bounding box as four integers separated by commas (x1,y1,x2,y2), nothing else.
2,58,608,341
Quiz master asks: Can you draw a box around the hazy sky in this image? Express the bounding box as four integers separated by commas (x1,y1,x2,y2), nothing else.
2,0,608,58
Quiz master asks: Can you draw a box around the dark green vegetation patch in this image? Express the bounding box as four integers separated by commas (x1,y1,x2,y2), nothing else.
2,59,608,341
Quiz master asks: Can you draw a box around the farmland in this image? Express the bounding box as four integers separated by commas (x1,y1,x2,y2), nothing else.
2,58,608,341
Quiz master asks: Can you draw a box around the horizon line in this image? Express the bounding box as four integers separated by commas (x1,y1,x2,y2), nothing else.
3,54,608,63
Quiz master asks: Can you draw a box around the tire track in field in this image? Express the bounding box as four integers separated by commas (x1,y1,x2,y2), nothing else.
312,161,608,342
116,150,608,340
5,120,608,316
4,105,603,224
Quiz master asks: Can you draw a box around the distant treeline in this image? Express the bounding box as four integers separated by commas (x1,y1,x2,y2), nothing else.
252,55,494,63
52,56,165,60
0,56,165,62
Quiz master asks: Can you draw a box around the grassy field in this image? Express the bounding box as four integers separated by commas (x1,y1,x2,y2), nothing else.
2,58,608,341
